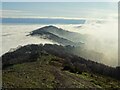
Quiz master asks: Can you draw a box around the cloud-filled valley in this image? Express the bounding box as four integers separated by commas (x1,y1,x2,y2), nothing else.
1,18,118,67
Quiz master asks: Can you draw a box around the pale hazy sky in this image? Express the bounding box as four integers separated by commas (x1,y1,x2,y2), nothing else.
1,2,118,19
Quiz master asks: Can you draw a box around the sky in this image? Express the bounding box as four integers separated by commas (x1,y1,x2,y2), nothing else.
1,2,118,19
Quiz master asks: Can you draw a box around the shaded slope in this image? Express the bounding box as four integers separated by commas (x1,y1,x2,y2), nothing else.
32,25,85,42
29,25,85,46
30,30,79,46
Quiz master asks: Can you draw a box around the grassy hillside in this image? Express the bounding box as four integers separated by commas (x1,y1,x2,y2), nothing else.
3,54,120,88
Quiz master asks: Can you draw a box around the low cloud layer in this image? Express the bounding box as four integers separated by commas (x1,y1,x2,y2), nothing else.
1,17,118,67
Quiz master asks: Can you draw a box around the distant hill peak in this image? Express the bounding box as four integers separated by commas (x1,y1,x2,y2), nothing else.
45,25,58,28
38,25,60,30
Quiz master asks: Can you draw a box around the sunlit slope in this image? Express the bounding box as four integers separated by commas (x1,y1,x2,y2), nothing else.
3,54,120,88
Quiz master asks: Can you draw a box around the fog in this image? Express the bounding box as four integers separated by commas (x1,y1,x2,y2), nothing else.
57,19,118,67
1,24,58,55
1,18,118,66
83,19,118,67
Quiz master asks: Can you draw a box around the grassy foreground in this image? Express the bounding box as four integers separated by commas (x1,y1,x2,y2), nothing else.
2,54,120,88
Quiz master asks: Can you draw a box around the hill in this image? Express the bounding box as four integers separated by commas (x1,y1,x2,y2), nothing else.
2,44,120,88
29,25,85,46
